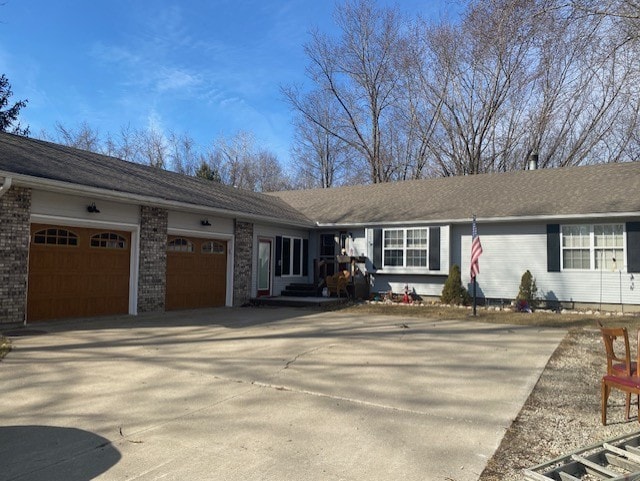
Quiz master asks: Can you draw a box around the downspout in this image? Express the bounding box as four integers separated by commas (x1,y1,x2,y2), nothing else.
0,176,12,198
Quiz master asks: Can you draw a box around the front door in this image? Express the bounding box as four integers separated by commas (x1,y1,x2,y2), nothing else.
319,233,337,277
257,238,272,297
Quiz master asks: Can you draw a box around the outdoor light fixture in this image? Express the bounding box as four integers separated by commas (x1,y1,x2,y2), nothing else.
201,219,211,226
87,202,100,213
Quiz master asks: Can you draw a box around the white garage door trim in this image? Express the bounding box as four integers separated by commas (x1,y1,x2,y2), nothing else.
167,228,234,307
30,214,141,316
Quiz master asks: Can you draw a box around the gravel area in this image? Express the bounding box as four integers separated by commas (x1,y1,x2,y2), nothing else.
479,327,640,480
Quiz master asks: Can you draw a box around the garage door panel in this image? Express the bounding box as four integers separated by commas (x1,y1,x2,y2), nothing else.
28,225,131,321
166,236,227,310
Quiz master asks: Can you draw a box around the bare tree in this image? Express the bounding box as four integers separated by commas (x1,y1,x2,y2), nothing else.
205,131,290,192
565,0,640,36
254,150,292,192
289,89,353,188
524,1,640,167
168,131,199,175
284,0,407,184
412,0,640,174
53,121,103,152
423,0,541,175
133,126,168,168
104,124,140,161
208,131,255,189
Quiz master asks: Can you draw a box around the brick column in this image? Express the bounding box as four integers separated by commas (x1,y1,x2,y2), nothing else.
0,186,31,324
233,220,254,306
137,206,168,313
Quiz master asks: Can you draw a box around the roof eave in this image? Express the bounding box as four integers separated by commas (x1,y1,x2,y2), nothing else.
1,172,315,228
313,211,640,228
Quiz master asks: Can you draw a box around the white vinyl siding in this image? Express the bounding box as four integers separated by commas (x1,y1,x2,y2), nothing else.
451,222,639,306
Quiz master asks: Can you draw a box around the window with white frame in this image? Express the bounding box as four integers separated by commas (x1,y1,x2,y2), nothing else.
561,224,624,270
281,236,304,276
383,228,428,268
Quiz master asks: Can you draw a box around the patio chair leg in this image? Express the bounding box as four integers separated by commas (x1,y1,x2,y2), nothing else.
602,381,610,426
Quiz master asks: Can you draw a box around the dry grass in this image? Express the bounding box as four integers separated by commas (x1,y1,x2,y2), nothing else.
343,302,640,329
0,336,10,360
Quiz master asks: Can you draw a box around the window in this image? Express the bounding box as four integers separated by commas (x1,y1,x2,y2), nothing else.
167,238,194,253
282,237,291,275
320,234,335,257
561,224,624,270
279,236,306,276
383,229,404,266
292,238,302,275
90,232,127,249
33,228,78,246
406,228,428,267
202,240,225,254
595,224,624,270
383,228,428,268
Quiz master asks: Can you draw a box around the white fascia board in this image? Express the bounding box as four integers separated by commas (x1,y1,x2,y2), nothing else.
167,227,234,240
3,171,314,228
0,175,11,198
314,211,640,228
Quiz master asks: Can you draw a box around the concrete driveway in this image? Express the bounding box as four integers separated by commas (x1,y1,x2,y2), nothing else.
0,307,564,481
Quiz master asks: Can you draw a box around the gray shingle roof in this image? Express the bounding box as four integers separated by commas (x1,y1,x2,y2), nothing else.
2,132,638,227
0,132,313,225
269,162,640,225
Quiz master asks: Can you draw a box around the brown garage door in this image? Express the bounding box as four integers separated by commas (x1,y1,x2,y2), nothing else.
27,224,131,321
166,236,227,310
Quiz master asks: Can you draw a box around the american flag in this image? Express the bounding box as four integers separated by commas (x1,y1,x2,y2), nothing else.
470,216,483,279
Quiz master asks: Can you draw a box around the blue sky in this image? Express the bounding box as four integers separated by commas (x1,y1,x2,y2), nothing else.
1,1,458,167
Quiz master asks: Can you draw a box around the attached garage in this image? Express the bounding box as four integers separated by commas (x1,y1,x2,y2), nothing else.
27,224,132,321
165,236,227,310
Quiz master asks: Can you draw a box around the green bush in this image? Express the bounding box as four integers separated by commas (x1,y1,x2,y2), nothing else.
441,264,471,305
516,270,538,310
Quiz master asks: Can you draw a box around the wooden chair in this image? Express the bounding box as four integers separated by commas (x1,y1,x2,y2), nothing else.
325,274,348,298
600,326,640,425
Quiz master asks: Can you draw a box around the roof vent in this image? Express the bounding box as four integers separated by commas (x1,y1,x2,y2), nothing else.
528,153,539,170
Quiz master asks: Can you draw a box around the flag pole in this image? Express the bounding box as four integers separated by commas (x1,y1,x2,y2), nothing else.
473,276,477,316
470,214,482,317
472,213,477,316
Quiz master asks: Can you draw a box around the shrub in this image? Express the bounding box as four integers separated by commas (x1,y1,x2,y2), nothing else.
441,264,471,305
516,270,538,311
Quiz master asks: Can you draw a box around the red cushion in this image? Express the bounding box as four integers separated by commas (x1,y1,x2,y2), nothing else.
604,374,640,389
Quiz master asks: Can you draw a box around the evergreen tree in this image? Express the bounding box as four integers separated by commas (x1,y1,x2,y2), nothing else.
0,74,29,136
441,264,471,305
516,270,538,310
195,161,221,182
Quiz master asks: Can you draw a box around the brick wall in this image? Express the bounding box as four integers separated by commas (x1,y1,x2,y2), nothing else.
233,220,254,306
137,206,168,313
0,187,31,324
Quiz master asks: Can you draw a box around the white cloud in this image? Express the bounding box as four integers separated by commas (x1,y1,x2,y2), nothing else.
156,68,201,92
146,109,164,133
